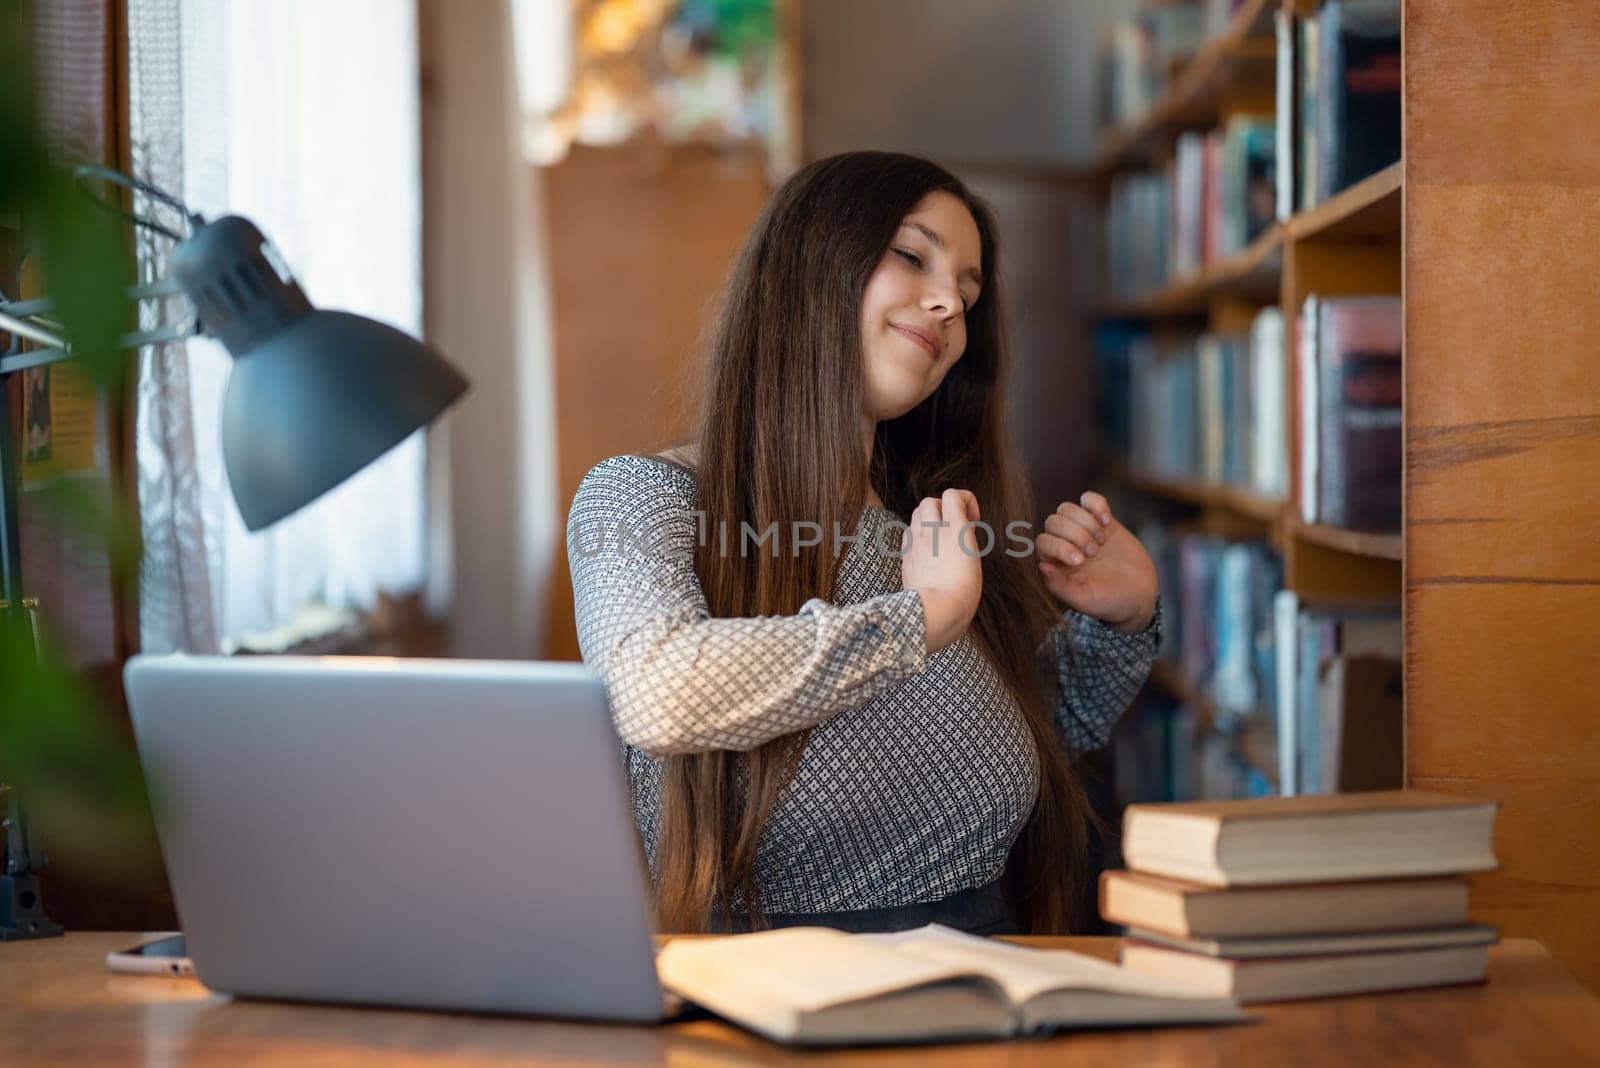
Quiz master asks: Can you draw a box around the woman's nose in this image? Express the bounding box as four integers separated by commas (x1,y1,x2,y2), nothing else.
921,282,960,317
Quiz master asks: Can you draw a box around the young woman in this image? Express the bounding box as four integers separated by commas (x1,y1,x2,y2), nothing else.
566,151,1160,936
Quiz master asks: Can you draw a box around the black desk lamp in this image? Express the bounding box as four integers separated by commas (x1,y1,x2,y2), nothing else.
0,166,469,938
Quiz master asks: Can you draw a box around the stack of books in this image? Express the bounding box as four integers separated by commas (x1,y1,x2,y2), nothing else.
1103,790,1501,1003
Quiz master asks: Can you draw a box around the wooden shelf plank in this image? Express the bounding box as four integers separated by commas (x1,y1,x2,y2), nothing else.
1286,162,1403,243
1291,519,1403,560
1100,225,1282,318
1120,467,1286,524
1094,0,1278,174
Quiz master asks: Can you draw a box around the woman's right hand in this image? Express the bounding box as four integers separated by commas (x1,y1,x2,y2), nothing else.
901,489,984,654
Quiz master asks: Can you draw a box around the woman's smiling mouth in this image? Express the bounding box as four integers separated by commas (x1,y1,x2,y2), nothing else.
890,322,940,359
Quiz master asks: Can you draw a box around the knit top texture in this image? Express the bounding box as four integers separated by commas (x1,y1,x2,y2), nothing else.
566,454,1161,913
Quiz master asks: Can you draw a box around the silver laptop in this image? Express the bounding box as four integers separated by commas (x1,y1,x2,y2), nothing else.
123,654,666,1021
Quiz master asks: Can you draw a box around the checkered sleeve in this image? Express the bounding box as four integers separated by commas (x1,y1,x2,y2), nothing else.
1049,598,1163,754
566,456,929,756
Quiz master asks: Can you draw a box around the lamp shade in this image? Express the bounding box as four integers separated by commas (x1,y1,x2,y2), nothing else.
167,215,468,530
221,310,467,530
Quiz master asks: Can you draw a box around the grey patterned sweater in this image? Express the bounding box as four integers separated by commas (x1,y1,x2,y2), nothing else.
566,454,1160,913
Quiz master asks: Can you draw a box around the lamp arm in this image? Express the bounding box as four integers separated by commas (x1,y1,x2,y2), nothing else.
0,296,200,375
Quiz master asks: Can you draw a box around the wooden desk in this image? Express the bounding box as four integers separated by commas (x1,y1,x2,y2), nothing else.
4,934,1599,1065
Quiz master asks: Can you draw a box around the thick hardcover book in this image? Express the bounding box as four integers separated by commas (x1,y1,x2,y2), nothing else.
1125,923,1498,961
1315,296,1402,531
1316,0,1402,201
1120,939,1491,1003
1121,790,1499,887
656,924,1244,1046
1100,869,1472,941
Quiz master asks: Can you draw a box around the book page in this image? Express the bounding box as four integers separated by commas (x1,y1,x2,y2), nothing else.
656,926,994,1014
864,925,1226,1004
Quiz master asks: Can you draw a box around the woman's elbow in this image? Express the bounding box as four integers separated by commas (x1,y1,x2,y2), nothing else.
603,681,687,755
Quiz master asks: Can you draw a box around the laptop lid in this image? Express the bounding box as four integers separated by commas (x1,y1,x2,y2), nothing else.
123,654,664,1022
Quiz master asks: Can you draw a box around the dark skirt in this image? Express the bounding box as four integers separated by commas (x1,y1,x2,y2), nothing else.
716,879,1020,936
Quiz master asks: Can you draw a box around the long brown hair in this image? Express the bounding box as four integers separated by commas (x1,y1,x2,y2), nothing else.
656,151,1092,934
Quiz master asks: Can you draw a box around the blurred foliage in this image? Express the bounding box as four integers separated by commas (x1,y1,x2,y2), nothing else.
672,0,775,57
2,0,158,883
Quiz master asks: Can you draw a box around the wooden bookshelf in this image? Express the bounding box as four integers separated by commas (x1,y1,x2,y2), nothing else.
1095,0,1600,992
1095,0,1278,175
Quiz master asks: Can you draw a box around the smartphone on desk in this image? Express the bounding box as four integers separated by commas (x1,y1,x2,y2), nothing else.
105,933,194,978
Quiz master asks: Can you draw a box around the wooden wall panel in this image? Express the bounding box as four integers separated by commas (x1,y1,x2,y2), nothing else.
1405,0,1600,992
1414,778,1600,996
542,141,770,661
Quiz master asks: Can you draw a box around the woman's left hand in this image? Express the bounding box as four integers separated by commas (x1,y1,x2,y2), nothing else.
1035,491,1159,634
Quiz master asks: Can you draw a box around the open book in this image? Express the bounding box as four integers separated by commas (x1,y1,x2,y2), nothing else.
655,923,1245,1046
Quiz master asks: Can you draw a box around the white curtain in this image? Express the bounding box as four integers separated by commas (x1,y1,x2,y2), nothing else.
129,0,428,652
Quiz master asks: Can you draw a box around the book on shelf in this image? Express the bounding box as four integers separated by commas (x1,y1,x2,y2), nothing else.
1197,334,1229,483
1297,296,1320,524
1119,937,1492,1003
1123,922,1499,961
1171,131,1207,279
1248,307,1287,498
1120,790,1499,888
1303,612,1402,793
1100,870,1473,941
654,923,1245,1046
1220,113,1275,257
1297,294,1403,531
1273,7,1296,223
1202,130,1223,265
1297,12,1321,212
1272,589,1301,793
1315,0,1402,204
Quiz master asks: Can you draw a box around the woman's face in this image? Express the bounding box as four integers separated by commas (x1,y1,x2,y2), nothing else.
859,190,985,423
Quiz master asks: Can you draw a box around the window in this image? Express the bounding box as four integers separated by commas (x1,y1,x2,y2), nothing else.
128,0,429,652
